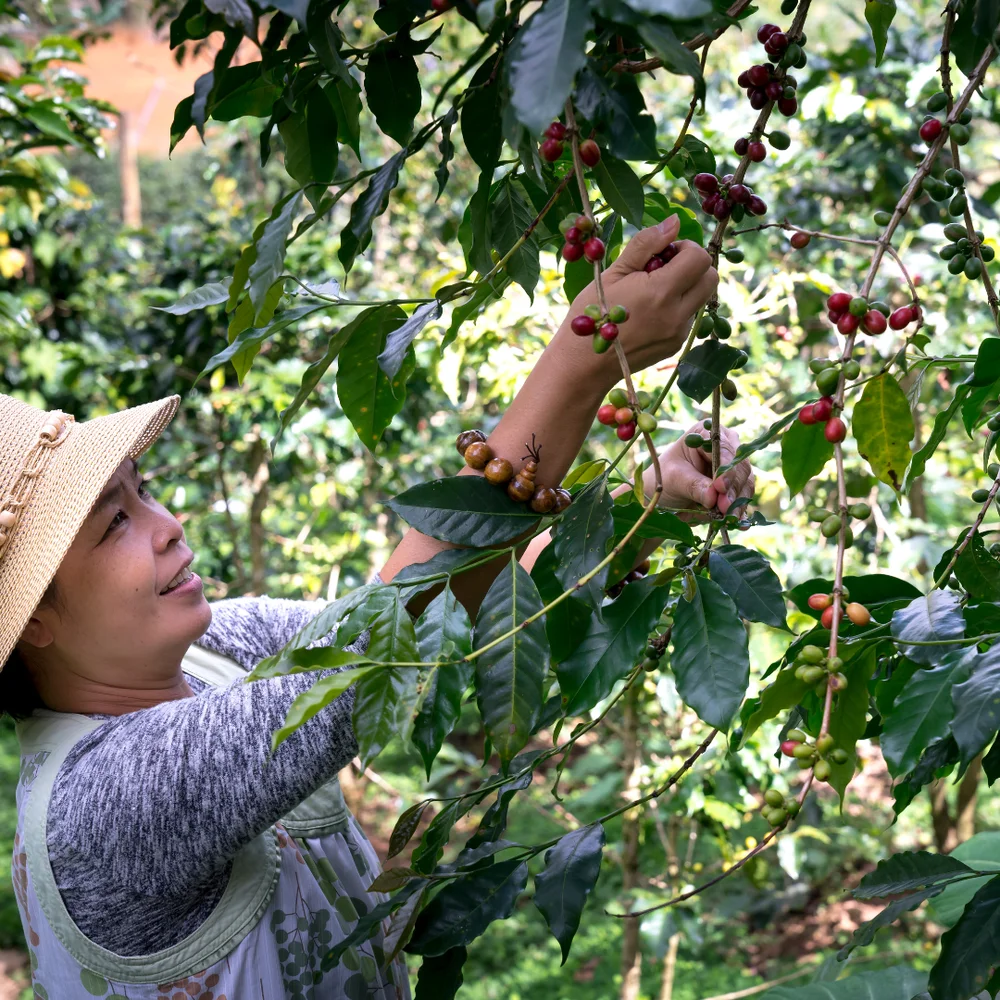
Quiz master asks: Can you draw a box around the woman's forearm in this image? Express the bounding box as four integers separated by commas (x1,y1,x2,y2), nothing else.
378,324,612,620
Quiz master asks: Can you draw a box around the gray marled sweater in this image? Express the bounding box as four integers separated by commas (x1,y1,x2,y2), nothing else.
46,592,369,957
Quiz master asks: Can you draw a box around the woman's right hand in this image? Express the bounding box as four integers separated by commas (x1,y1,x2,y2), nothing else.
560,214,719,386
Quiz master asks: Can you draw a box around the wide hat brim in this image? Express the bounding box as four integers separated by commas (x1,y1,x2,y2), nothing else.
0,394,181,668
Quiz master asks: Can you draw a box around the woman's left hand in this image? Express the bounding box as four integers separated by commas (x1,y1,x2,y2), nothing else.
642,421,755,516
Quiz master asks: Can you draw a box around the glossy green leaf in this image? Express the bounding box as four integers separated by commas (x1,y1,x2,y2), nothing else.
929,832,1000,928
364,42,420,145
154,279,231,315
574,67,657,161
837,885,945,961
272,666,373,751
954,529,1000,601
881,651,974,777
553,476,613,615
246,191,302,321
761,965,926,999
23,102,80,145
781,417,835,499
387,476,541,547
929,875,1000,1000
461,56,504,171
854,851,974,899
904,383,971,490
640,193,704,244
507,0,592,134
339,150,407,273
592,153,644,228
677,341,746,404
530,542,593,663
708,544,788,630
951,644,1000,767
277,87,339,205
890,591,965,666
377,300,442,380
336,304,415,451
412,587,474,776
826,647,877,803
473,557,549,771
491,179,540,299
864,0,896,65
610,499,696,544
671,576,750,730
638,23,705,100
852,373,914,492
406,859,529,955
951,0,1000,76
387,799,431,860
533,823,605,964
556,577,665,716
415,947,467,1000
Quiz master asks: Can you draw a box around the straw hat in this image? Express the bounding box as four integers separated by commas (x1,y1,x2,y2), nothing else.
0,393,180,668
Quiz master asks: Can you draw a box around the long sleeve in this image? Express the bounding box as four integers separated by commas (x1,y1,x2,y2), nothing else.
45,588,376,956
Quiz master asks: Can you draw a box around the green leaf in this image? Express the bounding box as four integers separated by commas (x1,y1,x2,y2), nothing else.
388,800,431,860
272,666,373,751
640,193,704,244
929,832,1000,928
277,87,339,205
837,885,946,961
760,965,927,999
881,651,974,777
852,373,914,492
671,576,750,730
461,56,504,171
864,0,896,65
530,542,593,663
336,304,416,451
307,7,353,84
553,477,613,615
415,947,467,1000
386,477,540,547
412,588,474,776
954,529,1000,601
378,300,442,380
781,417,835,499
677,341,746,404
638,23,705,100
708,544,788,630
556,577,665,716
826,647,877,803
573,67,658,161
624,0,711,14
929,875,1000,1000
592,153,644,228
406,860,529,955
154,279,231,315
507,0,593,134
23,103,79,145
951,644,1000,767
473,556,549,771
326,78,362,157
890,591,965,666
339,150,406,272
247,191,302,321
203,0,255,35
610,499,696,544
491,179,540,299
533,823,605,964
435,108,457,199
364,42,421,144
951,0,1000,76
739,667,809,746
904,383,972,490
854,851,974,899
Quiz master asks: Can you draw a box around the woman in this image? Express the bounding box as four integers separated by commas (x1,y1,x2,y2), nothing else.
1,216,753,998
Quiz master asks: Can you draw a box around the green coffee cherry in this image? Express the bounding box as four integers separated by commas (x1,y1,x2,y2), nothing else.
821,515,843,538
800,645,826,664
814,760,832,781
799,665,826,685
848,296,870,317
792,743,817,759
685,433,705,448
870,301,891,316
982,246,996,263
722,378,738,400
944,223,968,241
843,360,861,380
787,729,807,742
809,358,833,374
642,657,658,671
584,304,603,320
817,367,841,396
637,412,658,433
725,248,745,263
951,123,971,144
849,502,872,519
831,748,850,764
926,91,949,112
697,314,715,337
940,243,961,261
966,257,984,279
816,733,834,753
945,168,965,187
764,788,785,807
873,211,891,226
988,462,999,479
844,526,855,548
702,418,712,429
950,193,968,216
958,238,971,251
731,350,749,369
769,130,791,150
949,254,968,274
608,388,629,408
807,507,832,522
635,390,652,408
827,655,844,673
714,316,733,338
988,414,1000,431
780,0,797,12
960,108,973,124
972,488,990,502
766,807,788,826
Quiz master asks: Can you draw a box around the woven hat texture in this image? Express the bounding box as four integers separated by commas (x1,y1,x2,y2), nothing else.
0,393,180,668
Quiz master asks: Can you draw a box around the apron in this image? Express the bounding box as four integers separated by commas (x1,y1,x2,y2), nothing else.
12,643,411,999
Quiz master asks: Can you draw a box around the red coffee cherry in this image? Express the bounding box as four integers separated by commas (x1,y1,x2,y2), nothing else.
798,403,817,425
729,183,751,204
757,23,780,42
597,404,617,425
827,292,852,312
825,417,847,443
864,309,887,334
583,237,606,262
766,31,789,51
748,64,770,87
889,306,913,330
430,0,452,10
693,172,719,193
821,605,839,629
777,97,799,116
808,593,833,611
562,242,584,262
828,309,845,324
600,322,619,341
615,407,634,425
571,315,596,337
575,215,594,233
837,312,860,335
540,138,564,162
564,226,582,244
748,195,768,216
579,140,601,167
748,141,767,162
766,80,785,100
737,70,750,88
846,602,872,626
545,122,567,140
749,89,768,110
812,396,834,421
791,232,811,249
713,199,734,220
616,421,637,441
919,118,943,142
644,257,665,273
781,740,799,757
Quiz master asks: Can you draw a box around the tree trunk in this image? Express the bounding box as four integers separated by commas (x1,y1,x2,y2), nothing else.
119,111,142,228
658,933,680,1000
620,684,642,1000
930,755,982,852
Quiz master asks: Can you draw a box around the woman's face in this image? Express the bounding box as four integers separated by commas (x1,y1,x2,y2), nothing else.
18,457,212,699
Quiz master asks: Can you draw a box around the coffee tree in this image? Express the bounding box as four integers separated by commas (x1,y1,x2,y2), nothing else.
157,0,1000,993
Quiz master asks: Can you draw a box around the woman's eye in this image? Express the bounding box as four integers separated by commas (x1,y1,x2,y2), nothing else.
110,510,127,529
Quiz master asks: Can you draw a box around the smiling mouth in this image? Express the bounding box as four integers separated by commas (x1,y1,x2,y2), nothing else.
160,566,194,595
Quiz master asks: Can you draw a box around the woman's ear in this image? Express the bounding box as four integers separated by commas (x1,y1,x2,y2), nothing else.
19,615,54,650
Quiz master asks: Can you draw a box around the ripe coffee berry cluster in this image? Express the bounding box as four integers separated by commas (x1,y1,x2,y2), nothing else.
779,726,850,783
808,588,872,630
597,387,657,441
761,787,800,827
573,301,630,355
825,291,893,338
539,121,601,166
918,94,972,147
806,503,871,554
559,213,605,264
693,172,767,222
939,222,994,279
457,431,572,514
736,23,804,116
607,559,652,600
644,242,679,272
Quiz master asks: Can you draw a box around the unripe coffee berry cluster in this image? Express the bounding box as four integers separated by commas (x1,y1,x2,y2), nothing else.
939,223,993,279
922,165,972,215
919,93,972,146
539,121,601,167
693,171,767,222
787,645,848,700
970,461,1000,504
761,787,800,827
779,727,850,783
457,431,572,513
559,213,605,264
805,503,871,555
598,386,656,441
608,559,653,601
572,301,629,355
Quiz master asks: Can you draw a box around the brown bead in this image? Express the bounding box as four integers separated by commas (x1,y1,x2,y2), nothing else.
519,458,537,482
551,488,572,513
507,476,535,503
464,441,493,470
529,486,557,513
456,429,487,457
484,457,513,485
